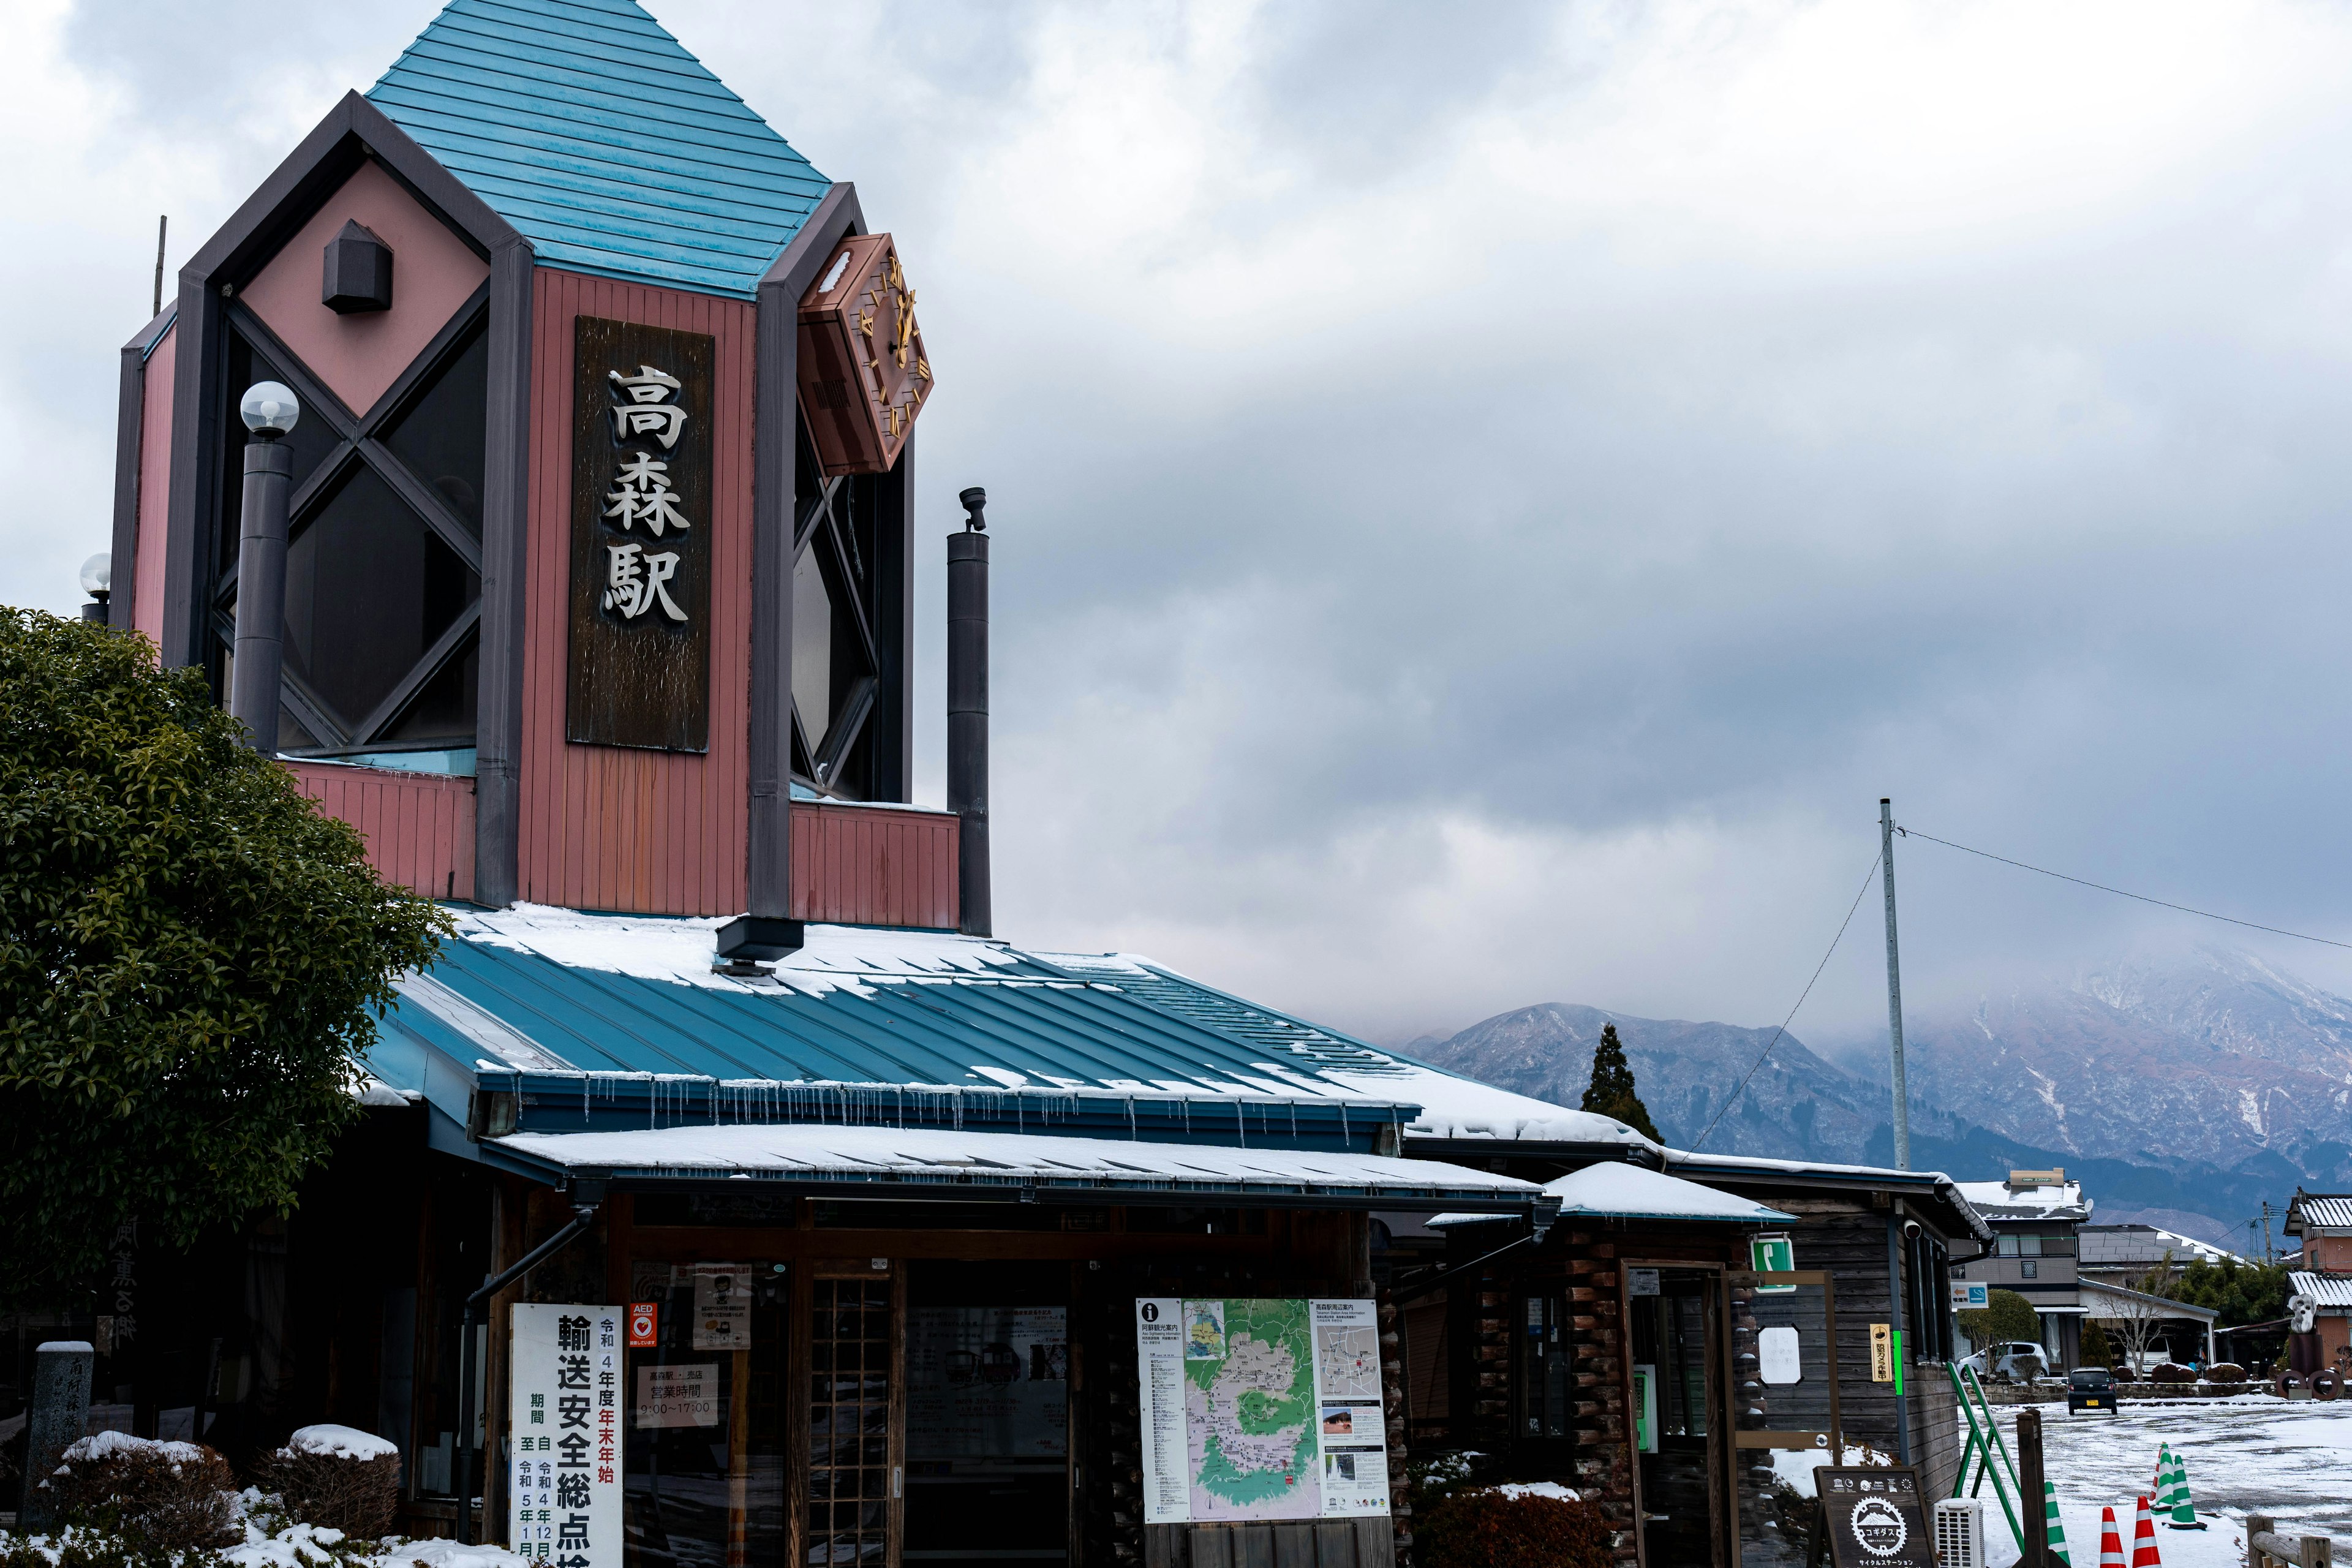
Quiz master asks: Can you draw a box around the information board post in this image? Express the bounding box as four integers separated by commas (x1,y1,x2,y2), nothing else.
1133,1297,1392,1524
510,1305,624,1568
1804,1467,1933,1568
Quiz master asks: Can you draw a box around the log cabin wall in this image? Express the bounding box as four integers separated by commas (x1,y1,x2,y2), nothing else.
1707,1191,1962,1501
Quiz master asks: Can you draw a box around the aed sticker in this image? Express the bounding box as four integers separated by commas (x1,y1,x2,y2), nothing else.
1850,1497,1907,1558
628,1302,659,1348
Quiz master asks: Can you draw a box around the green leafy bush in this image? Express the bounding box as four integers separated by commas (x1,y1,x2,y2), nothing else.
1416,1488,1613,1568
1958,1289,2040,1351
0,611,448,1306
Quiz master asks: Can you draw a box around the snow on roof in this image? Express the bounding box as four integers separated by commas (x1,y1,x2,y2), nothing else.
1322,1062,1654,1148
2290,1271,2352,1308
2078,1225,2240,1267
2078,1278,2219,1319
1952,1178,2092,1222
1428,1161,1795,1228
1662,1149,1994,1241
456,904,1025,997
2287,1194,2352,1232
492,1121,1550,1213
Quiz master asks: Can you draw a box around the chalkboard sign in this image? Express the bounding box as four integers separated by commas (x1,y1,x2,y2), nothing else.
1804,1467,1933,1568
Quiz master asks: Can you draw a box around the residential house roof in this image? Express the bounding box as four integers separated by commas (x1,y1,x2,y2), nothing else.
2078,1224,2240,1270
2285,1193,2352,1234
1954,1177,2092,1224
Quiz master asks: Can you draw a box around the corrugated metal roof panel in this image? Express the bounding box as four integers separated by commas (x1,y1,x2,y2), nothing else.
2289,1271,2352,1306
2288,1194,2352,1231
366,0,828,297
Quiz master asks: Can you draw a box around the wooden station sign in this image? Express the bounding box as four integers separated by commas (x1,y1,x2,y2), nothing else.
797,232,932,475
566,315,714,752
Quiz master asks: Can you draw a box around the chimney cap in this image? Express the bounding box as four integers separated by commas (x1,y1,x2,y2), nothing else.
958,487,987,531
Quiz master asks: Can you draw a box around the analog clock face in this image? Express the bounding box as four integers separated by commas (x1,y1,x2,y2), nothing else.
797,232,934,474
853,246,930,448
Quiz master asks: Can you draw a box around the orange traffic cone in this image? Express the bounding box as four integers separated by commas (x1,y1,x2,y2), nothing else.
2099,1507,2126,1567
2130,1496,2162,1567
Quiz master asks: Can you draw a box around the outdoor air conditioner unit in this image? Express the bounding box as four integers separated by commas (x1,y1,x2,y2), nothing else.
1933,1499,1986,1567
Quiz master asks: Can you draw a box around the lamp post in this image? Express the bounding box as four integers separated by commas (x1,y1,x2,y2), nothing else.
228,382,300,753
77,552,111,623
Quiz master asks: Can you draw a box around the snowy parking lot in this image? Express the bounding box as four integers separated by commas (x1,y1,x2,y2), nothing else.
1981,1396,2351,1568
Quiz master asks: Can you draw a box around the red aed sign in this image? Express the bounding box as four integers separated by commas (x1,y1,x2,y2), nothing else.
628,1302,659,1348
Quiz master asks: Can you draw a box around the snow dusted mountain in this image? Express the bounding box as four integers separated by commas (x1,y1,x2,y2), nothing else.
1404,947,2352,1242
1403,1001,1920,1162
1887,948,2352,1186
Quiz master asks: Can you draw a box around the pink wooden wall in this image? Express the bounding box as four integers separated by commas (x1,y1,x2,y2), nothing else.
131,323,176,645
292,760,476,901
241,160,489,418
790,802,958,929
516,268,754,914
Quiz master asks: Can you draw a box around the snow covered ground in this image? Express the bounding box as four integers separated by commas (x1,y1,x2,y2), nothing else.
1980,1397,2351,1567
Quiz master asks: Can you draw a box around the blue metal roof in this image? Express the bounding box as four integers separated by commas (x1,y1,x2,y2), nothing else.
363,915,1441,1156
366,0,830,298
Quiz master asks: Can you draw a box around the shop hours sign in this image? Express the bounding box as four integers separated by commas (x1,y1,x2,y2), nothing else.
567,316,714,752
510,1305,624,1568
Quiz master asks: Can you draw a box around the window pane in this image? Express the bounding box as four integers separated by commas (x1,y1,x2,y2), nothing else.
380,329,487,537
793,547,833,747
283,465,478,732
383,631,479,744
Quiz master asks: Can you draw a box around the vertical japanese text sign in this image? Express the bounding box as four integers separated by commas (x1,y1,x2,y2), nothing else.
510,1305,624,1568
567,316,715,752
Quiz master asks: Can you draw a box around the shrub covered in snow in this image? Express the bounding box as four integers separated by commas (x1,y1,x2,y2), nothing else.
2149,1362,2196,1385
49,1431,236,1551
2203,1362,2247,1384
252,1428,401,1543
1415,1488,1613,1568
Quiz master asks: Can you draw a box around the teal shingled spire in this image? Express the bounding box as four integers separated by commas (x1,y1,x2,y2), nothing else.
367,0,831,298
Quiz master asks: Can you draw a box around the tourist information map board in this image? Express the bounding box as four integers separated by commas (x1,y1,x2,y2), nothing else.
1134,1298,1389,1523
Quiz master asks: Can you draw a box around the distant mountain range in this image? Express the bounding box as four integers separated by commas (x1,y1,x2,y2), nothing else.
1401,948,2352,1250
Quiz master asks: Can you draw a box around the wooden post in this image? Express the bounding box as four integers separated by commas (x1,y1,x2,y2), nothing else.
2248,1514,2273,1568
2016,1409,2047,1566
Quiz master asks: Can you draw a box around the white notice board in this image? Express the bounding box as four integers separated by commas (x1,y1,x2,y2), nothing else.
510,1304,623,1568
1134,1297,1391,1525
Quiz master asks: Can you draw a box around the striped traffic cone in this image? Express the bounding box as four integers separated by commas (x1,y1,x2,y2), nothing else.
2150,1442,2169,1501
2162,1451,2204,1529
2130,1495,2162,1567
2099,1506,2126,1567
2045,1480,2073,1565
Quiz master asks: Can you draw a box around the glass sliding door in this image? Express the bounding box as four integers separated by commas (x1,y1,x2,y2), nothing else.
807,1274,900,1567
624,1262,787,1568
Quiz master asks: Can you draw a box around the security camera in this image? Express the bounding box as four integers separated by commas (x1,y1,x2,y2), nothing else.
1902,1219,1922,1240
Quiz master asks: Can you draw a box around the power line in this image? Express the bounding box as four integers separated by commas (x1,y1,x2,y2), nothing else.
1670,848,1883,1165
1893,826,2352,953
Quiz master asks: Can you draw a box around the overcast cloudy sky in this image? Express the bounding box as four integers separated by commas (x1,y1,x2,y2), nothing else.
16,0,2352,1049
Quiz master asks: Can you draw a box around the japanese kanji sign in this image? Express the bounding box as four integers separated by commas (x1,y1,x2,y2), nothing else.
510,1304,624,1568
567,317,714,752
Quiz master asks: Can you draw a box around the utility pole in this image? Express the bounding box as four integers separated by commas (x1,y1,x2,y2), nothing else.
152,216,167,320
1881,798,1912,1170
2261,1202,2276,1265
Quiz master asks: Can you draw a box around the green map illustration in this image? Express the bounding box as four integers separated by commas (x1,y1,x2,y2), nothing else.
1181,1299,1318,1519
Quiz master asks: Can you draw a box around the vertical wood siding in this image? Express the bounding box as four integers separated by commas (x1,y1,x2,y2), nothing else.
518,269,755,915
291,761,476,901
132,325,177,646
789,803,959,929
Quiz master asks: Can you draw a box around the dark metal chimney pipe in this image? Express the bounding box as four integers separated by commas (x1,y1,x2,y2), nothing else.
228,431,295,753
948,488,991,937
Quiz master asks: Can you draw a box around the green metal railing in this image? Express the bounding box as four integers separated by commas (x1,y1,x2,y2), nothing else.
1948,1361,2027,1552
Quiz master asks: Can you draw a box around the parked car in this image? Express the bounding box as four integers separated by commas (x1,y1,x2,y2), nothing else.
2067,1366,2117,1414
1960,1341,2052,1382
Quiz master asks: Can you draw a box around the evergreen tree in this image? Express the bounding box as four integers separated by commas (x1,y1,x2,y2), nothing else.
0,611,448,1306
2079,1319,2116,1370
1580,1022,1661,1141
